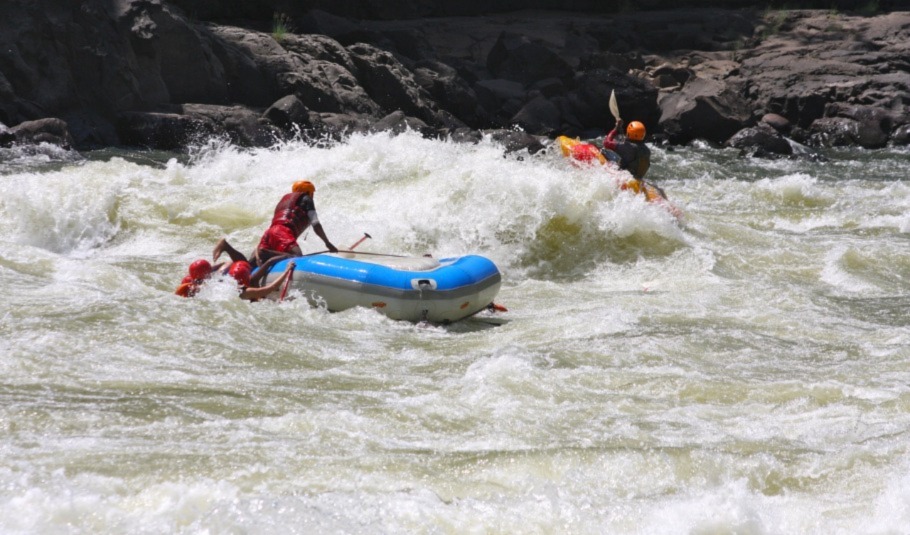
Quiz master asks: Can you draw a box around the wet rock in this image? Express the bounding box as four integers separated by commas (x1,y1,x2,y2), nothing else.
892,124,910,145
371,110,434,136
263,95,311,130
116,111,214,150
807,117,860,147
1,3,907,153
511,95,561,137
181,104,280,147
760,113,791,134
726,123,793,158
823,103,893,149
0,122,15,147
485,129,546,155
10,118,75,149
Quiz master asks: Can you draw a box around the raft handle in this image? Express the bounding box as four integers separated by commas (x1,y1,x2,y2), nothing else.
412,278,437,290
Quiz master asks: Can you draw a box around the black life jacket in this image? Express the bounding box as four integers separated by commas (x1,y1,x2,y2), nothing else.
615,141,651,180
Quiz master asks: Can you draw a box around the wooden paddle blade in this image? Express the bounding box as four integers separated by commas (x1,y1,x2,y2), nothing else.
609,90,621,121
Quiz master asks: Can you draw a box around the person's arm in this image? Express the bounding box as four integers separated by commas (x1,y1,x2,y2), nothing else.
249,255,288,288
240,261,296,301
603,120,622,151
312,223,338,252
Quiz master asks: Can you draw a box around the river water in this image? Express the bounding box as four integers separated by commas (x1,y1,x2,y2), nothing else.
1,132,909,534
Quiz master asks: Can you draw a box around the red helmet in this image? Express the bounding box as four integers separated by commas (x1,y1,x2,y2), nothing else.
188,259,213,281
227,261,252,286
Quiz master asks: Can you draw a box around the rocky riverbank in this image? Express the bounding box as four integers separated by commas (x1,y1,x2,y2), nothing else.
1,1,908,157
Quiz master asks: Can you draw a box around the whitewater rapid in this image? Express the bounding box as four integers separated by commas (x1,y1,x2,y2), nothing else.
1,132,909,533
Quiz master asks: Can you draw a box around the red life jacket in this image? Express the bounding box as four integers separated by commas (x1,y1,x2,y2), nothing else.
270,192,311,236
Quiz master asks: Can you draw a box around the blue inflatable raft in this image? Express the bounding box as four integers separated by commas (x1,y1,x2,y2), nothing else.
262,252,502,323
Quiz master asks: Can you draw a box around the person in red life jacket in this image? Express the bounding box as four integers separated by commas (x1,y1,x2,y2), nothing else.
175,259,214,297
232,259,297,301
251,180,337,267
175,257,295,301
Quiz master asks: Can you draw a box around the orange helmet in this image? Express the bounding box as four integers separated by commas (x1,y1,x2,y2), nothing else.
292,180,315,196
626,121,646,142
227,261,252,286
188,259,213,281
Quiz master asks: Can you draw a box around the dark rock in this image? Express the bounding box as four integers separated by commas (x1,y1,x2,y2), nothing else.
1,4,907,153
760,113,791,134
823,103,892,149
486,129,546,155
659,76,753,144
568,68,659,132
530,78,566,99
308,112,373,139
511,96,561,137
652,64,692,87
413,61,490,128
582,52,646,73
807,117,860,147
62,111,120,150
348,43,438,124
0,122,15,147
893,124,910,145
11,118,75,149
116,111,215,150
295,10,362,42
181,104,280,147
473,79,526,124
486,32,574,86
726,123,792,157
263,95,311,130
371,110,434,136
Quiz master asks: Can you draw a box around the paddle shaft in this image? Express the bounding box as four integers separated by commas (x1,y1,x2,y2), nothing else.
347,232,372,251
278,268,293,301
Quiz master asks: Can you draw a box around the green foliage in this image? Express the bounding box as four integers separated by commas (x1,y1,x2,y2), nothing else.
272,12,293,43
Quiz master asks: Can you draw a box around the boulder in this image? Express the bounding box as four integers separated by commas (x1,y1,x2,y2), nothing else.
807,117,860,147
371,110,434,136
760,113,791,134
181,104,280,147
567,68,659,131
485,129,546,155
263,95,311,130
62,111,120,150
0,122,15,147
892,124,910,145
347,43,438,124
510,95,561,137
10,118,74,149
823,103,892,149
725,123,792,158
658,76,752,144
413,61,490,128
116,111,214,150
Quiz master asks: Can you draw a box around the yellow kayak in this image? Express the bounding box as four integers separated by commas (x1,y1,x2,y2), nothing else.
556,135,682,221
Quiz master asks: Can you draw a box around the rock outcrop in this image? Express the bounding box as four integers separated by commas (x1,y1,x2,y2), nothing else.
0,1,907,155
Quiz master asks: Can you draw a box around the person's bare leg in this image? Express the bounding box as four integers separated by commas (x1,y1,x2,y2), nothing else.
213,238,248,263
